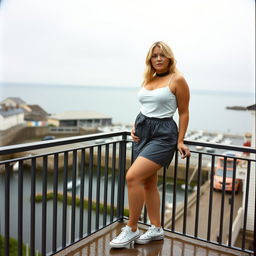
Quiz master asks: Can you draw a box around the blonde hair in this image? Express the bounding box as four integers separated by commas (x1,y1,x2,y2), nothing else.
142,41,179,85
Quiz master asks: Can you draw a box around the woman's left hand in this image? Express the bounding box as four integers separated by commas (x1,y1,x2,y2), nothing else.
177,142,190,159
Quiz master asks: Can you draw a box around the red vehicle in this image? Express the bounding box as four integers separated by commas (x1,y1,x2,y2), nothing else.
213,154,241,192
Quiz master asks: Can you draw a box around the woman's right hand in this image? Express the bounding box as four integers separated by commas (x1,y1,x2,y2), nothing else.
131,126,140,142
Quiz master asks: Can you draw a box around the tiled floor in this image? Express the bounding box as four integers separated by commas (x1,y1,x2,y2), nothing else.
55,222,250,256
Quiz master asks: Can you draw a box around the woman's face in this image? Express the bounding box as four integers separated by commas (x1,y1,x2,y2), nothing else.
150,46,170,73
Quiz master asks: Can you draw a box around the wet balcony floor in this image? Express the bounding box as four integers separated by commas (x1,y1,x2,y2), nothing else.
55,222,249,256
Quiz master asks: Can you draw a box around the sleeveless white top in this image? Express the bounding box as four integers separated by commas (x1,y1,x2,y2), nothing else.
137,86,177,118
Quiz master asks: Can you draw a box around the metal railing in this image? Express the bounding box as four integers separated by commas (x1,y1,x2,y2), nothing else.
0,131,255,255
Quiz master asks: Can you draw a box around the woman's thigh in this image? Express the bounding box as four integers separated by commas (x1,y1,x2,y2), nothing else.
126,156,162,184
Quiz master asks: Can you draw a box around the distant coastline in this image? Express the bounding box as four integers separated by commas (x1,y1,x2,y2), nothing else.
0,81,255,97
226,106,247,111
0,82,254,134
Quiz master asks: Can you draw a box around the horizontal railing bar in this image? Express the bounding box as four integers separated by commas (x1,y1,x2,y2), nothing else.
124,216,254,254
139,220,255,253
0,140,125,165
189,150,256,161
190,150,256,161
1,142,255,166
1,130,255,155
0,131,129,155
51,219,121,256
162,228,254,254
184,140,256,154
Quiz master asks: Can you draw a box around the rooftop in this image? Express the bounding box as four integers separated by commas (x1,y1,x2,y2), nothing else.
0,108,24,117
1,97,26,105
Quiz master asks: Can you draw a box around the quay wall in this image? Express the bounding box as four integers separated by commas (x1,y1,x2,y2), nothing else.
10,150,208,183
0,125,99,147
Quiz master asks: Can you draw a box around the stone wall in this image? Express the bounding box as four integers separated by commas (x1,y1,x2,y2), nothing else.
0,126,99,147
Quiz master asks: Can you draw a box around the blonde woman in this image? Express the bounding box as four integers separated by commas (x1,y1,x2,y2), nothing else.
110,41,190,248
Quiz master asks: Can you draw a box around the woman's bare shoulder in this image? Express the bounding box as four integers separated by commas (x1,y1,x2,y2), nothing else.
169,73,188,93
173,74,189,88
172,73,186,83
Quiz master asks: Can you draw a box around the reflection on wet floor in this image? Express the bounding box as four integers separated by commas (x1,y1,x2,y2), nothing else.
62,223,246,256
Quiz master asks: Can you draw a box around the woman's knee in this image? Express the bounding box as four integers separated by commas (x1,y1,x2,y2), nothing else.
144,175,157,190
126,165,145,186
126,171,138,186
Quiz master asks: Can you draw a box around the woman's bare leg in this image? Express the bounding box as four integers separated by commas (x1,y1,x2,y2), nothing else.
126,156,162,231
143,174,161,227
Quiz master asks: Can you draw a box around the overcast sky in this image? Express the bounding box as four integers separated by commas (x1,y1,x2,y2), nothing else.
0,0,255,93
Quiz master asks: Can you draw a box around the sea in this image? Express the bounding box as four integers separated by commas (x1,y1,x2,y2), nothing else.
0,83,255,135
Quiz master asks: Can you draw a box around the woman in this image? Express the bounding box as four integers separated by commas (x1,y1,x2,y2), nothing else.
110,41,190,248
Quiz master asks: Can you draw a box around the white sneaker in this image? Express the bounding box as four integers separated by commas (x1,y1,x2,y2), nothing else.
135,225,164,244
109,225,140,248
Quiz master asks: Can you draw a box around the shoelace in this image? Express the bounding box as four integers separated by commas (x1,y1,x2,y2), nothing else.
116,227,131,240
143,227,159,238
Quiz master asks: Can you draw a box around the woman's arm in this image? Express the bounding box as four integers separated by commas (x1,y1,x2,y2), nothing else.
172,75,190,158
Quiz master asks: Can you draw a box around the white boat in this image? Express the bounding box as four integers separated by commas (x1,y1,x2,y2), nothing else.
126,142,133,149
165,202,173,209
222,138,232,145
13,162,19,172
189,133,202,140
195,136,209,150
67,154,81,190
181,184,194,191
209,133,223,143
206,147,215,153
95,139,106,144
67,179,81,190
215,134,224,143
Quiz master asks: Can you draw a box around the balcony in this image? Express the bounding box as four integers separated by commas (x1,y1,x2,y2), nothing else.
0,131,255,255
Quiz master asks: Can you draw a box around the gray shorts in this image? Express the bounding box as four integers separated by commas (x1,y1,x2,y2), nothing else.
133,112,178,168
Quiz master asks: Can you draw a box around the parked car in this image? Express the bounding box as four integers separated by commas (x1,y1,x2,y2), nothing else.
213,153,241,192
42,135,56,141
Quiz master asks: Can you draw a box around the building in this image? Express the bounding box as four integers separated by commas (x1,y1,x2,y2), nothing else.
0,107,25,130
48,110,112,129
1,97,30,111
24,104,49,126
1,97,49,127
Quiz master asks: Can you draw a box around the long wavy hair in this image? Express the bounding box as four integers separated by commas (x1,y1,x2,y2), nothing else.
142,41,179,85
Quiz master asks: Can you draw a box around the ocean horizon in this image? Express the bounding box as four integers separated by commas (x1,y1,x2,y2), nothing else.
0,82,255,135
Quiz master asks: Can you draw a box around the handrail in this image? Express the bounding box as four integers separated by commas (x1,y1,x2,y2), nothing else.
184,139,256,153
0,131,129,155
1,130,255,155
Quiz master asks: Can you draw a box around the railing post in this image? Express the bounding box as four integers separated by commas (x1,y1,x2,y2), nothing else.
117,133,127,221
5,163,10,256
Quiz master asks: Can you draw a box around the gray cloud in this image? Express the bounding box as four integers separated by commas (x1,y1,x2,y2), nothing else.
0,0,254,92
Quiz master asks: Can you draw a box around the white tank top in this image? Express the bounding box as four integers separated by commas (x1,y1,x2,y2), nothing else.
137,86,177,118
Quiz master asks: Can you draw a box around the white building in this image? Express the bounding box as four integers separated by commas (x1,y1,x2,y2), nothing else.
1,97,29,111
1,97,49,127
0,108,25,130
48,110,112,129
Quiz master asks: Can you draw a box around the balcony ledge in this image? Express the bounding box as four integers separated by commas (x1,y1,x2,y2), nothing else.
54,222,250,256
